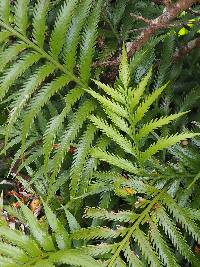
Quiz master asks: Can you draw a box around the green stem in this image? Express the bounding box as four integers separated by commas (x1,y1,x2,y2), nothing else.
108,191,162,266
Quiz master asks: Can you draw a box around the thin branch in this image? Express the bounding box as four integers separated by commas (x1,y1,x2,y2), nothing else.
93,0,200,68
173,37,200,62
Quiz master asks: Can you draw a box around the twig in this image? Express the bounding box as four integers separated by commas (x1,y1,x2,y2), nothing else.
173,37,200,62
92,0,200,68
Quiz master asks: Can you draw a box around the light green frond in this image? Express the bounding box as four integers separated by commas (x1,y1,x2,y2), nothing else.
0,0,10,24
133,84,167,126
0,243,29,263
0,42,27,72
92,80,125,104
72,226,127,240
70,124,96,198
91,148,139,174
162,195,200,243
135,111,188,142
0,227,30,249
129,68,152,112
50,100,96,183
123,245,143,267
64,0,93,69
22,74,70,152
43,202,71,249
140,133,200,163
156,207,198,265
50,0,78,58
90,115,135,155
86,89,128,118
6,63,56,145
134,229,162,267
43,87,84,172
119,44,130,88
48,249,104,267
0,256,15,266
79,0,103,83
149,221,180,267
0,31,11,43
0,52,41,101
14,0,30,34
85,207,138,223
18,200,55,252
33,0,49,48
105,110,130,135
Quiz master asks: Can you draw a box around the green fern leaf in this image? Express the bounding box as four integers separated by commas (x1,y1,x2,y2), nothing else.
50,0,78,58
134,229,162,267
0,226,41,257
5,63,56,145
140,133,200,163
0,242,29,263
70,124,96,198
135,111,189,142
149,221,180,267
33,0,49,48
133,84,167,126
43,202,71,249
123,245,143,267
22,74,70,153
0,42,27,72
43,87,84,173
156,207,198,265
0,52,41,101
64,0,93,70
0,0,10,24
18,200,55,252
14,0,30,34
50,100,96,186
119,44,130,88
90,115,135,155
79,0,103,83
91,148,139,174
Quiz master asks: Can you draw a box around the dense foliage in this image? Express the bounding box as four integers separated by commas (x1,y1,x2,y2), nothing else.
0,0,200,266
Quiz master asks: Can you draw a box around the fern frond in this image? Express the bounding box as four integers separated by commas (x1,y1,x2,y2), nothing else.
72,226,127,240
149,221,179,267
6,63,56,144
0,52,41,101
70,124,96,198
119,44,130,88
0,242,29,263
134,229,161,267
90,115,135,155
79,0,103,83
14,0,30,35
162,194,200,243
140,133,200,163
155,207,198,265
129,68,152,112
123,245,143,267
43,202,71,249
50,0,78,58
43,87,84,172
0,0,10,24
135,111,188,142
22,75,70,152
85,207,138,223
0,42,27,72
33,0,49,48
50,100,96,184
133,84,167,126
86,89,128,118
64,0,93,70
91,148,139,174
